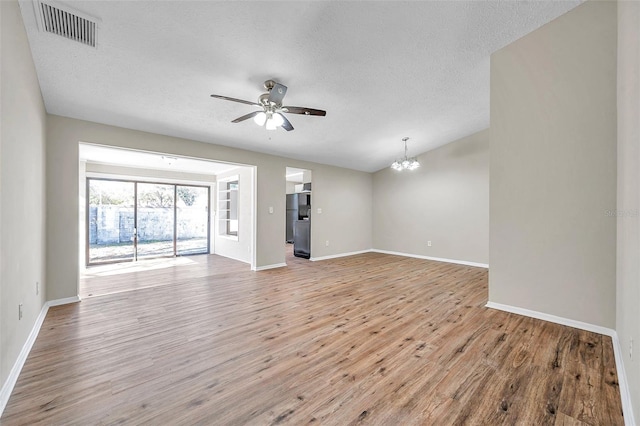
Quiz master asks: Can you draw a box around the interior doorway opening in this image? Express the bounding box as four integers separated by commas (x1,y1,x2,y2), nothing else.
79,143,257,297
285,167,312,260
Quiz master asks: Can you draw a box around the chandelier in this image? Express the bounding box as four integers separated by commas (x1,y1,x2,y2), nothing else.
391,137,420,171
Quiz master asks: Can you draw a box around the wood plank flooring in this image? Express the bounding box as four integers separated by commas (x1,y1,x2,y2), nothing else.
2,249,624,425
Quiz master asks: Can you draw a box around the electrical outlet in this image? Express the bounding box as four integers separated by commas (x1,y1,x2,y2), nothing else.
630,338,633,360
36,281,39,295
268,206,274,214
427,241,432,247
19,304,23,320
325,240,329,247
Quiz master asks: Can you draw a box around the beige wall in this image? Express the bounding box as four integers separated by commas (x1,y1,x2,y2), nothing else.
0,0,47,396
372,130,489,265
310,166,371,259
46,115,373,299
490,1,617,327
617,0,640,419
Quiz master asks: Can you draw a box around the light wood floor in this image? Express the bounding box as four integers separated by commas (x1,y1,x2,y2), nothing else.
2,249,624,425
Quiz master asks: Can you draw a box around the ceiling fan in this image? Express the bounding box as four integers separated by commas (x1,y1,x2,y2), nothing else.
210,80,326,131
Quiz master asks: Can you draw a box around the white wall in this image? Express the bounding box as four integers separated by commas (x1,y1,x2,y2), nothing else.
285,181,297,194
46,115,373,299
0,0,47,400
85,163,217,185
617,0,640,419
489,1,617,328
372,130,489,265
214,167,253,264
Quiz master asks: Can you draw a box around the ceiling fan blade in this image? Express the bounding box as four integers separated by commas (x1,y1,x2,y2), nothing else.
210,94,260,107
268,83,287,105
280,114,294,131
282,106,326,116
231,111,261,123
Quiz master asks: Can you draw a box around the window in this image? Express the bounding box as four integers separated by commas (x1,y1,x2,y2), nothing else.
218,176,239,238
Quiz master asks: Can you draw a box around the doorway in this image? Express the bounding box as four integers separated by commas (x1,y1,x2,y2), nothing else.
285,167,312,260
87,178,210,265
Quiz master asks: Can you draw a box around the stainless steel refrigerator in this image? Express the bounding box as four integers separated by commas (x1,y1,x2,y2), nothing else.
286,193,311,257
293,219,311,259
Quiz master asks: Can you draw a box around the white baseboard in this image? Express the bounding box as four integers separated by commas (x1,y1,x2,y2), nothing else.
486,301,635,426
485,301,614,336
214,253,251,266
253,262,287,271
310,249,372,262
371,249,489,268
0,296,80,416
48,296,81,307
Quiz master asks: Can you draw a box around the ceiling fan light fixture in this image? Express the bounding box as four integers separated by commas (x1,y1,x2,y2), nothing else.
253,111,267,126
211,80,326,132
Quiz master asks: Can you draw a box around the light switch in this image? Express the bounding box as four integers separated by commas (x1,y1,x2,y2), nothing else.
268,206,274,214
317,208,322,214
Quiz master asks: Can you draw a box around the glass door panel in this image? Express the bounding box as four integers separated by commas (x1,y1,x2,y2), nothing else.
136,183,175,258
176,185,209,255
88,179,135,263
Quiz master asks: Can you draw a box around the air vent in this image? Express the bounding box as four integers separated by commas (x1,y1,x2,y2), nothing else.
36,1,97,47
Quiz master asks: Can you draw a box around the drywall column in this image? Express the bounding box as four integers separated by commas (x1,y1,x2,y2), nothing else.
489,1,617,327
616,0,640,420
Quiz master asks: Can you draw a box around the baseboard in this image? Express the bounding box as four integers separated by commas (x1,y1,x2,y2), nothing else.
214,253,251,265
310,249,372,262
485,301,614,336
371,249,489,268
485,301,635,426
0,296,80,417
253,263,287,271
48,296,81,307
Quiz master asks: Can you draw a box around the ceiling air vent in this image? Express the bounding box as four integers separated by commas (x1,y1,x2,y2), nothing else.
35,1,98,48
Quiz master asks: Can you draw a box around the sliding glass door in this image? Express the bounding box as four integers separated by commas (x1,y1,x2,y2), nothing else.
137,183,175,259
88,180,136,263
87,178,210,265
176,186,209,255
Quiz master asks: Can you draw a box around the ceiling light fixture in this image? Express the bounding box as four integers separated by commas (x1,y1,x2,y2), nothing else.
162,156,178,165
391,137,420,171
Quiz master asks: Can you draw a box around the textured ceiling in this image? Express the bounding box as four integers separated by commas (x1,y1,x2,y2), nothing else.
19,1,580,172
